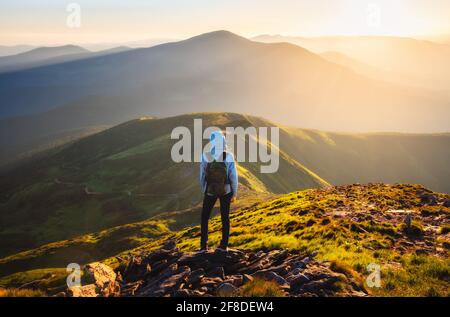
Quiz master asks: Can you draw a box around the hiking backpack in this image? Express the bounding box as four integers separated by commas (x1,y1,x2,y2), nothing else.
206,152,229,196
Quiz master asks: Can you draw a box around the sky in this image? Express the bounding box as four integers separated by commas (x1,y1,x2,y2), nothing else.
1,0,450,45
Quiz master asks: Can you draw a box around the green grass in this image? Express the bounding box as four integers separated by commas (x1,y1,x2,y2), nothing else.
0,268,67,290
0,220,170,278
121,184,449,297
0,288,47,297
239,278,285,297
375,255,450,297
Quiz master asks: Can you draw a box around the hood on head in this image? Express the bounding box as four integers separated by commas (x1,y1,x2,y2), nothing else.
210,130,226,159
210,130,226,144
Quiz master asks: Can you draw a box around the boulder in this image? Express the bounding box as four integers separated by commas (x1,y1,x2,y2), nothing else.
420,194,437,206
443,199,450,208
173,289,190,297
186,268,205,285
207,267,225,280
301,276,340,293
199,277,223,288
163,240,177,251
174,289,205,297
289,273,310,289
224,274,244,287
242,274,254,284
251,270,290,289
68,284,98,297
159,266,191,291
265,263,290,276
289,260,306,270
216,283,237,296
83,262,117,289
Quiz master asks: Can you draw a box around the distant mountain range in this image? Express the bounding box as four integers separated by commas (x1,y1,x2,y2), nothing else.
252,34,450,91
0,45,36,57
0,45,133,74
0,31,449,167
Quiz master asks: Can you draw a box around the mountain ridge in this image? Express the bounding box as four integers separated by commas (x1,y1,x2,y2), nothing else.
0,30,447,131
0,112,449,261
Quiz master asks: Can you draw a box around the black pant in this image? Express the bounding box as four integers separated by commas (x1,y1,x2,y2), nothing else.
200,192,233,249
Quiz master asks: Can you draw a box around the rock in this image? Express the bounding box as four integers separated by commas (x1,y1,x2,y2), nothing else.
199,277,223,287
265,263,291,276
255,250,265,258
302,257,312,265
117,246,367,297
242,274,254,284
159,266,191,291
301,276,340,293
420,194,437,206
269,249,289,263
152,263,178,284
71,262,121,297
186,268,205,285
251,270,290,289
415,249,428,256
174,289,205,297
146,249,176,262
216,283,237,296
290,260,306,270
121,280,143,296
224,275,244,287
289,268,305,276
226,260,248,273
404,213,412,230
289,273,310,289
163,240,177,251
207,267,225,280
83,262,117,289
68,284,98,297
173,289,190,297
443,199,450,208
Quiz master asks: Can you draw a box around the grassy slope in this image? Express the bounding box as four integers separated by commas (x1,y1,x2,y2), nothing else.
0,220,170,278
1,183,448,296
117,183,449,296
0,190,278,278
0,113,327,257
279,127,450,193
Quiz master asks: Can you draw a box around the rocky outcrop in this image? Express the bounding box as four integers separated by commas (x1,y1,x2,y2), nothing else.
67,242,367,297
67,262,121,297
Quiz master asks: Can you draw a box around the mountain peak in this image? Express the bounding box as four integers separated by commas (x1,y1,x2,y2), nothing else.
185,30,248,44
21,45,89,56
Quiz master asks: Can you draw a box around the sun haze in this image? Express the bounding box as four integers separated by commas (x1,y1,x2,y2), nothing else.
0,0,449,45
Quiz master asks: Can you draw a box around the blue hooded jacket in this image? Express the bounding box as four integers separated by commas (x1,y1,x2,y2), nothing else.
200,131,238,196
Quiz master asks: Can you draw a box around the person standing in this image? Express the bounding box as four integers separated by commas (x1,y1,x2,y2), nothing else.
199,131,238,252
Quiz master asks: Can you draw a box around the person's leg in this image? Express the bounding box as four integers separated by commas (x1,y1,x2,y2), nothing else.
200,194,218,250
218,192,233,249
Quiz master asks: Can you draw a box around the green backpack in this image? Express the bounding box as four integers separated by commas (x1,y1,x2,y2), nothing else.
206,152,229,196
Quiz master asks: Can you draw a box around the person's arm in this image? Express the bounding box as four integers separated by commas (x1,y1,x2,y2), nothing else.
228,154,238,199
199,153,207,194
